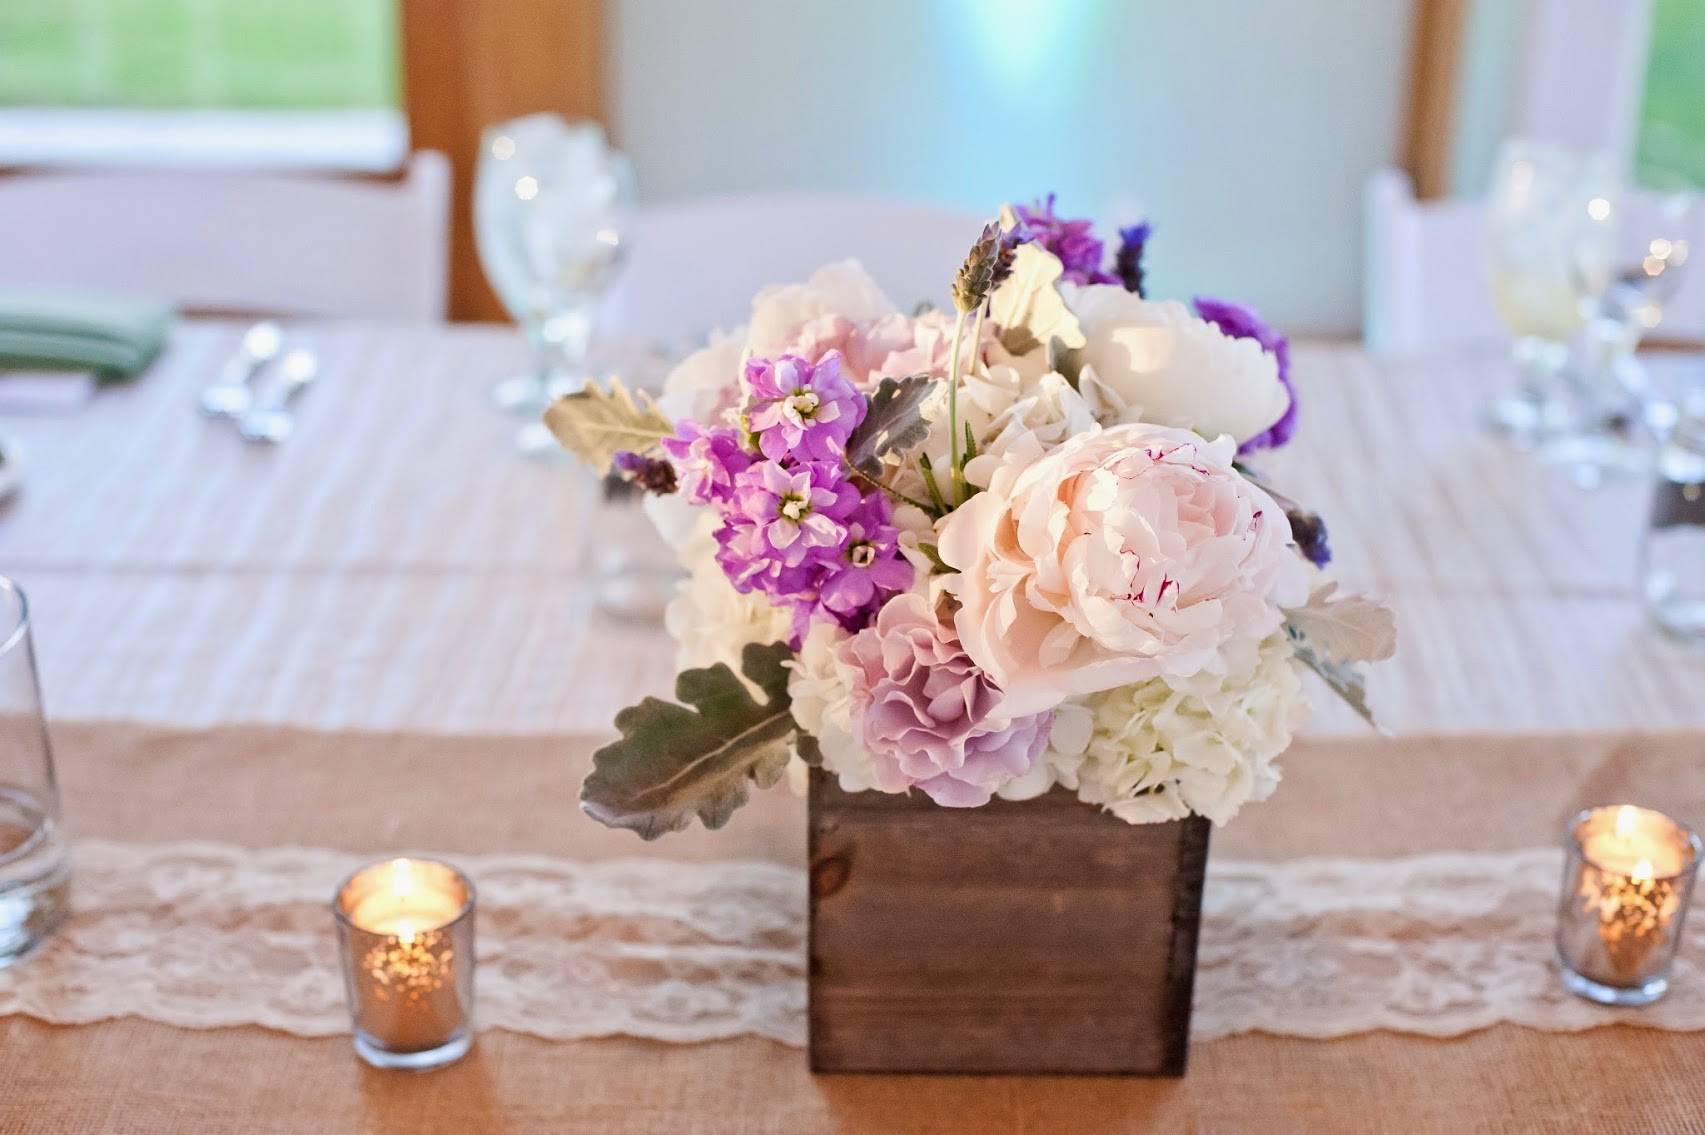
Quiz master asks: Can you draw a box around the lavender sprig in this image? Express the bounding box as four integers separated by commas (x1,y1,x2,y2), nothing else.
613,450,678,494
1114,221,1152,297
951,222,1003,316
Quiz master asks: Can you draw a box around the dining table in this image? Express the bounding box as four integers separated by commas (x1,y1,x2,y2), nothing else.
1,319,1703,1134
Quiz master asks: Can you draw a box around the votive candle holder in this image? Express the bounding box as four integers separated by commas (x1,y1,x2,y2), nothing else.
334,857,475,1069
1557,805,1701,1006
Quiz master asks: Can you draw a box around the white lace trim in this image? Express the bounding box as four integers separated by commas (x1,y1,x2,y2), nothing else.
1,842,1700,1046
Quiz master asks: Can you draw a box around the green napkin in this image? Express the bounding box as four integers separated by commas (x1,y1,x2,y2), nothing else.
0,288,176,383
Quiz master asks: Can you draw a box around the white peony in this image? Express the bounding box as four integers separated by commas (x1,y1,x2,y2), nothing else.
655,332,743,426
1064,286,1288,445
1064,633,1309,825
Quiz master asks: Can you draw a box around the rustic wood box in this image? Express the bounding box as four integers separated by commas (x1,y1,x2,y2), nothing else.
808,769,1211,1076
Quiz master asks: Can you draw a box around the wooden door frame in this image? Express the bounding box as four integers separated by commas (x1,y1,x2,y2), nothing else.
399,0,606,322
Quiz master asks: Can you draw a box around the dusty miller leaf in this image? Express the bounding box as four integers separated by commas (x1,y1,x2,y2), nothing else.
542,377,674,475
1288,628,1387,734
1283,581,1396,665
989,243,1086,358
846,374,938,478
580,642,798,840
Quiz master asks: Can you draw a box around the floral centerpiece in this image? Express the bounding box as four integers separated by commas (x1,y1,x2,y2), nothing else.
545,197,1393,839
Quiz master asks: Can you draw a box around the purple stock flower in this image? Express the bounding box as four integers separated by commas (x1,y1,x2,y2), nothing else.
1113,221,1151,297
730,461,860,568
1013,194,1118,286
744,351,866,462
1193,295,1296,453
659,421,752,505
816,493,914,628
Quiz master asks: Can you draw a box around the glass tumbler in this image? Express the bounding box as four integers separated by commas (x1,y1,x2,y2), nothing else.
0,576,70,965
1640,398,1705,644
583,471,684,624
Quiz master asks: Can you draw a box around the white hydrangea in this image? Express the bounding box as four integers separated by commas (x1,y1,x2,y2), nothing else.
663,516,792,681
1060,632,1309,825
784,621,877,793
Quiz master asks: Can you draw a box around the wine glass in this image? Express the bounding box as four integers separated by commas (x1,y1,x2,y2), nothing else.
1482,139,1618,450
475,115,635,458
1592,187,1698,431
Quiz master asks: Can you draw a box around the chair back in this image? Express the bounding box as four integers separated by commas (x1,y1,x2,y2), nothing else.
1363,167,1705,355
602,192,986,339
0,151,450,321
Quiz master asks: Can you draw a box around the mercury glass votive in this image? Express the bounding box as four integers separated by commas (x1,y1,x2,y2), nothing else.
1557,806,1701,1006
334,857,475,1069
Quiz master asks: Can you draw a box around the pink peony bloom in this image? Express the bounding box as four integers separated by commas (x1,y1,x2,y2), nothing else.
938,424,1308,718
788,310,971,390
839,594,1052,807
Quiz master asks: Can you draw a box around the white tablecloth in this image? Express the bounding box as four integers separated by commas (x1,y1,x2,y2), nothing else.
3,323,1699,737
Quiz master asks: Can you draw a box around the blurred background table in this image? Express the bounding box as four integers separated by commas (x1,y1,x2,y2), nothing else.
1,321,1703,1133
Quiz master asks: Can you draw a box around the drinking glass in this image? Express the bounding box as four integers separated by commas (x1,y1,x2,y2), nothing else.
1588,188,1698,434
1482,139,1618,450
583,473,684,624
1640,394,1705,644
475,115,635,458
0,576,70,965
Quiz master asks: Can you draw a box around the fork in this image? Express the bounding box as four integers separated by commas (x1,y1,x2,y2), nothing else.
238,349,319,444
199,321,283,418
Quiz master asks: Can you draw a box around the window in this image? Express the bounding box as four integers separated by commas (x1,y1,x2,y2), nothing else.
0,0,403,170
1635,0,1705,189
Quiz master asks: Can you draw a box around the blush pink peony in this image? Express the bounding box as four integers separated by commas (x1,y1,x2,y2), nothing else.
838,594,1052,807
788,310,966,390
937,424,1307,718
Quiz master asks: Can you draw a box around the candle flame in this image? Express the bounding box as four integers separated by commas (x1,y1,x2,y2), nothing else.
1633,859,1654,882
1615,806,1639,840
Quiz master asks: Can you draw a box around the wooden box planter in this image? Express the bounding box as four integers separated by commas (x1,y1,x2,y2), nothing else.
807,769,1212,1076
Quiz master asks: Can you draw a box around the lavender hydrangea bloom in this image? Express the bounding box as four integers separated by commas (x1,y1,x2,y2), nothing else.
659,421,752,505
1193,295,1296,452
1013,194,1118,287
816,493,914,628
744,351,866,462
839,594,1053,808
1113,221,1151,296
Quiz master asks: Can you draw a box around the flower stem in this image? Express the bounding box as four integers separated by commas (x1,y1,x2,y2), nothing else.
945,309,967,505
916,453,949,514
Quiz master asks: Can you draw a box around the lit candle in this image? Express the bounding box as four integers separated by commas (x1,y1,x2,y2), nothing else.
333,857,475,1069
1556,806,1701,1006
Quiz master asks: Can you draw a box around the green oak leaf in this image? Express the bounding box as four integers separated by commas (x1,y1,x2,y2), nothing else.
542,377,673,474
846,374,937,478
580,642,798,839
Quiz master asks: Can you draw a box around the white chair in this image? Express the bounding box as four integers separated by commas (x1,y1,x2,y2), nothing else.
0,150,450,321
602,192,987,339
1364,167,1705,355
1363,168,1503,355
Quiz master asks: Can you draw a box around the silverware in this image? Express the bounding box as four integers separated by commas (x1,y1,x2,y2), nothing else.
238,349,318,444
200,321,283,417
